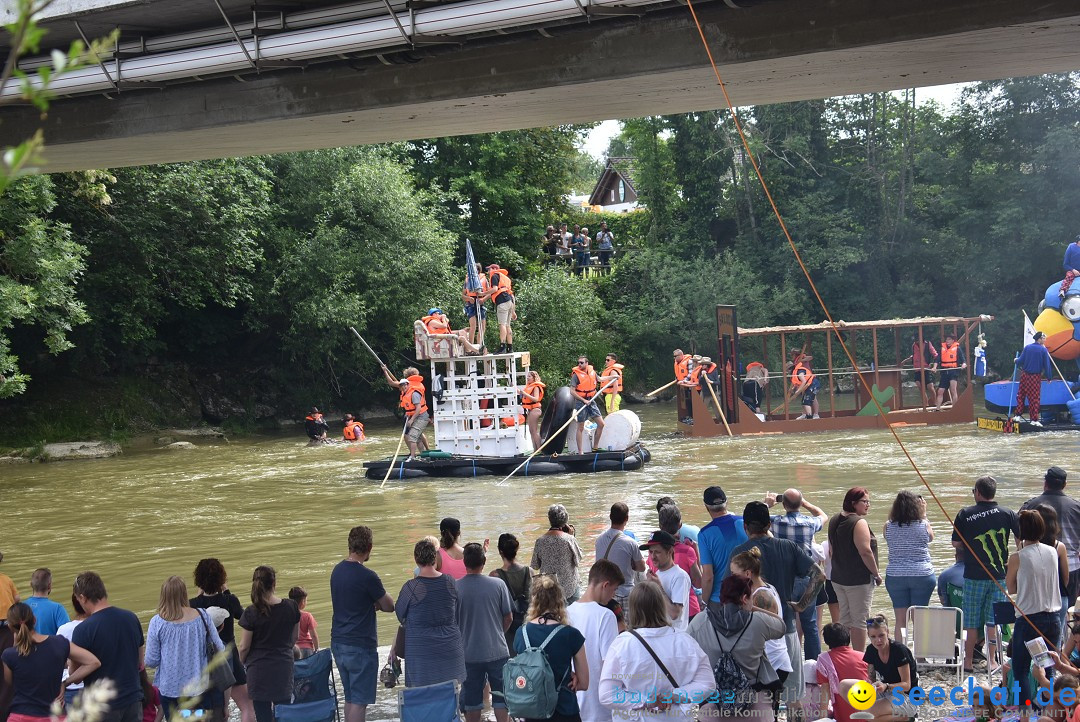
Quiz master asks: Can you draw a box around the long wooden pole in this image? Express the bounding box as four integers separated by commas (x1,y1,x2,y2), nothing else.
348,326,388,368
703,376,733,437
645,379,677,397
380,417,409,488
495,375,620,486
1048,354,1078,401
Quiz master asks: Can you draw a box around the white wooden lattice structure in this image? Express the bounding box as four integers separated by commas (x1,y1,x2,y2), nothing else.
430,352,532,457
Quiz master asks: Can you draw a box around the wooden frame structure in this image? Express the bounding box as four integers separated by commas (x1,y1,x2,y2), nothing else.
679,309,993,437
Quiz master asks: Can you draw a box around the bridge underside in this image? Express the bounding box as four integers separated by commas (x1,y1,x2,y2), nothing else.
3,0,1079,172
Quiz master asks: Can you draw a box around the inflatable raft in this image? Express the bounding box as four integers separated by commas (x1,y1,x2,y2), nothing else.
984,378,1078,415
363,443,651,480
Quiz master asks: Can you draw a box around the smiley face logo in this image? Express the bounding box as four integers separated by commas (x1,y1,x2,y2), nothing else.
847,680,877,710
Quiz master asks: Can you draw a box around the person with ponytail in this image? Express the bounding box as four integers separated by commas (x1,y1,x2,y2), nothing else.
237,566,300,722
2,602,100,722
438,518,468,580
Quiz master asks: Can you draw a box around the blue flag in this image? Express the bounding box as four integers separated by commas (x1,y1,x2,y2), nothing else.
465,239,482,294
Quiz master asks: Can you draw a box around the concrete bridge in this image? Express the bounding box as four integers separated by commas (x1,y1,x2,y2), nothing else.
1,0,1078,172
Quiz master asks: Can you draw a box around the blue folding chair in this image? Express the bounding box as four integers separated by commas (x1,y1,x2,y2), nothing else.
274,650,339,722
397,680,461,722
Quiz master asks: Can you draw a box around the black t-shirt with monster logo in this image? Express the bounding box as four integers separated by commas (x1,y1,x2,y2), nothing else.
952,501,1019,580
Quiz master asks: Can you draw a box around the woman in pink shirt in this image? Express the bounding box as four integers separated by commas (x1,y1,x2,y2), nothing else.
649,503,704,618
438,518,467,580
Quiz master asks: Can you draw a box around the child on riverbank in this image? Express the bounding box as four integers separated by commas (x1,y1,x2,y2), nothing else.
289,587,319,659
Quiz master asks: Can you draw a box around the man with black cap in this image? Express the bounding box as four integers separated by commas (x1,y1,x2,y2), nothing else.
731,501,824,700
1022,467,1080,606
641,531,691,631
698,486,747,613
1013,331,1053,425
305,406,330,442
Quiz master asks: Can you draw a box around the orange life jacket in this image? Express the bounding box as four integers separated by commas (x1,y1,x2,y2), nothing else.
479,397,493,428
571,364,599,400
790,361,815,391
940,342,959,368
674,357,690,381
522,381,545,410
399,375,428,417
501,414,526,427
343,420,365,441
422,314,450,334
488,268,513,304
464,275,490,299
696,363,717,388
602,363,624,394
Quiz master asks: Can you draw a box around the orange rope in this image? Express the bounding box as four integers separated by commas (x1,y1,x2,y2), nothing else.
682,0,1046,653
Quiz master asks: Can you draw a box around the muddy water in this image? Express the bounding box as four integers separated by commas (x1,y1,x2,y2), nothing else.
2,401,1077,717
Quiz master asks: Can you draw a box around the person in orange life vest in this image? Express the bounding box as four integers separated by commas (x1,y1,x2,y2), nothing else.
790,352,820,419
461,263,489,346
934,332,967,411
600,353,624,414
520,370,545,450
673,349,694,424
381,365,431,460
740,362,768,413
695,356,720,417
421,308,484,355
570,356,606,453
342,413,365,442
304,406,330,442
484,264,517,353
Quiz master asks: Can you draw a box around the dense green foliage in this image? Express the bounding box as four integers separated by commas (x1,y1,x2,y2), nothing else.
2,75,1079,439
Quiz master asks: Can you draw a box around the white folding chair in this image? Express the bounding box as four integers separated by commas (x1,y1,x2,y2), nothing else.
909,605,964,686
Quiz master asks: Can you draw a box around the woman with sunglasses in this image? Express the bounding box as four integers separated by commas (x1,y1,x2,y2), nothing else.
828,487,881,652
863,615,918,722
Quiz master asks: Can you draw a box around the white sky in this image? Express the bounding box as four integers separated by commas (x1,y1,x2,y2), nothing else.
580,82,970,159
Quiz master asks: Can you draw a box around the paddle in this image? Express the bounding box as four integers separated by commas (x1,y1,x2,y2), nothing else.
495,374,620,486
380,417,410,489
645,379,678,397
702,375,734,437
349,326,388,369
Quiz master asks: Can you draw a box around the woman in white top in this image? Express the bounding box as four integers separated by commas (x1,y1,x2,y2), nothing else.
600,582,713,720
1006,510,1063,707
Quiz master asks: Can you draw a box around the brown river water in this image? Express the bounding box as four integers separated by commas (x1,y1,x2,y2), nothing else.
2,399,1078,717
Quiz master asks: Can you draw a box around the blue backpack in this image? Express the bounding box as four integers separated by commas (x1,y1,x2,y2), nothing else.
501,624,567,719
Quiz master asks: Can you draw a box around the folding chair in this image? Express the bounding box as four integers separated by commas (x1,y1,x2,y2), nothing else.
397,680,461,722
275,649,340,722
989,601,1016,688
909,606,964,686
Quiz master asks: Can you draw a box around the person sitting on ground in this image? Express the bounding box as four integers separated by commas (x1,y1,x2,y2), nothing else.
380,365,431,461
1035,672,1078,722
816,623,869,722
342,413,365,442
304,407,329,442
863,615,918,722
521,371,545,451
2,603,101,722
421,308,484,355
570,356,606,453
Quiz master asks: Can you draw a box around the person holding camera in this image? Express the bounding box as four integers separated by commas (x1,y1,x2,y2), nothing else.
531,504,584,604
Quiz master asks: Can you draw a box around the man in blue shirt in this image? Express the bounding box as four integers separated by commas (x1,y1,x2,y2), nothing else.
697,486,746,608
1013,331,1053,425
23,568,69,635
